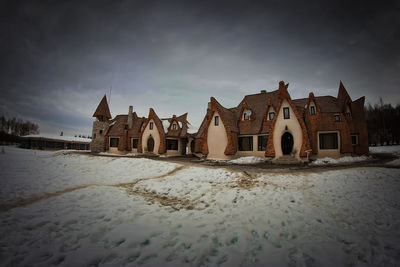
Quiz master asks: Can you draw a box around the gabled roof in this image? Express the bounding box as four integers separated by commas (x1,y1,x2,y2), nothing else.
107,115,127,136
93,95,111,119
237,90,279,134
161,113,190,137
210,97,239,132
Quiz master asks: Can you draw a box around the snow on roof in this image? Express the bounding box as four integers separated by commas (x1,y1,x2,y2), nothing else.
22,134,91,143
161,119,169,133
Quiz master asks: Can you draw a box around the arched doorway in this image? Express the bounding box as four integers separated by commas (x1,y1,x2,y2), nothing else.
281,132,294,155
147,136,154,152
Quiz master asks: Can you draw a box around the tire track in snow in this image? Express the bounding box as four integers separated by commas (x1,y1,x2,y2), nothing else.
0,165,187,213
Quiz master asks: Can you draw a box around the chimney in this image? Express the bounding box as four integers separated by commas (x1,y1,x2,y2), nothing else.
60,131,63,136
260,90,267,93
207,102,211,109
128,106,133,129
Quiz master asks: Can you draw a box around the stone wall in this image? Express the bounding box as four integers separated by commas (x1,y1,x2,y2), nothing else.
90,121,110,153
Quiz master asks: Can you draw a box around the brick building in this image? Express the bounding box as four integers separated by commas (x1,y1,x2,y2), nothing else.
91,96,195,155
194,81,368,162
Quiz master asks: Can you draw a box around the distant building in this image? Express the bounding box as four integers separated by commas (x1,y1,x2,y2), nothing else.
21,134,91,150
194,81,368,162
91,96,196,155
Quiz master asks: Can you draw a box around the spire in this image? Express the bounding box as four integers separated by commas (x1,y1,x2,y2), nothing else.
93,95,112,121
337,81,351,102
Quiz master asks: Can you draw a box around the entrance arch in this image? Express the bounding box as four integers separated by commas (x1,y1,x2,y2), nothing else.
281,132,294,155
147,136,154,152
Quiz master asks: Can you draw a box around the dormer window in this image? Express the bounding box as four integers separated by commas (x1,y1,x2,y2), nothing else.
172,123,177,130
268,112,275,120
334,114,341,122
243,109,251,120
149,122,154,130
310,106,316,115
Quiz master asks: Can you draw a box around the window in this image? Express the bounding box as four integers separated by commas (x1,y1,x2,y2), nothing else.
283,107,290,119
244,112,250,120
99,130,103,135
166,139,179,150
238,136,253,151
258,135,268,151
351,135,358,145
319,133,338,149
310,106,315,115
132,138,138,149
110,137,119,148
46,141,55,148
149,122,154,130
334,114,341,122
80,144,85,150
172,123,177,130
214,116,219,126
56,142,64,149
268,112,275,120
66,143,71,149
86,144,90,150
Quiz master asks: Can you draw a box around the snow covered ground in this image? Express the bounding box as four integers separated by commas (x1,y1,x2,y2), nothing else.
228,156,266,164
369,145,400,156
1,146,400,266
310,156,371,166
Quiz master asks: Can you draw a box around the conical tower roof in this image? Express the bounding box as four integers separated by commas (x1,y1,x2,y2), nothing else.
93,95,111,119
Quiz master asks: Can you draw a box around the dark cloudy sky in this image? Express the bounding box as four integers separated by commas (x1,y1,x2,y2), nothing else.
1,0,399,135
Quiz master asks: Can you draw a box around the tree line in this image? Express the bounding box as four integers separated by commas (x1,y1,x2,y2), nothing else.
0,116,39,136
365,99,400,146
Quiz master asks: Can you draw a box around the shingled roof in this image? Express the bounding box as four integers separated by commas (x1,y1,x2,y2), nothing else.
162,113,190,137
237,90,279,135
93,95,112,119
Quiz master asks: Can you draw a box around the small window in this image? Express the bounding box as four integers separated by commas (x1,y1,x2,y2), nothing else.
243,112,250,120
214,116,219,126
166,139,179,150
351,135,358,145
149,122,154,130
56,142,64,149
172,123,177,130
310,106,315,115
110,137,119,148
319,133,338,149
268,112,275,120
258,135,268,151
283,107,290,119
334,114,341,122
99,130,103,135
132,138,138,149
238,136,253,151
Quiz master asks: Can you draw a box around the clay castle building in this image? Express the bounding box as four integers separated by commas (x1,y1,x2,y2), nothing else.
91,81,368,162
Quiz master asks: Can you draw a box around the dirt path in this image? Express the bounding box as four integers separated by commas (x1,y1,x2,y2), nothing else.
0,165,187,213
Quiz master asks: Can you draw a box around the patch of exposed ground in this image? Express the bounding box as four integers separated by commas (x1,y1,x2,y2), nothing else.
0,166,187,213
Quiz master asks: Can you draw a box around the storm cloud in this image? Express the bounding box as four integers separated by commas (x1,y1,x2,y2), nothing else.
1,0,399,135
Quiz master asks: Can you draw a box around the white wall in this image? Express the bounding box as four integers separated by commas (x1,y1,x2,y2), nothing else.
141,119,161,154
207,111,230,160
272,99,303,159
